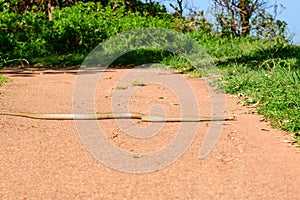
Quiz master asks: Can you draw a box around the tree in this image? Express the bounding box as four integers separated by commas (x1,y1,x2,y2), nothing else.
169,0,184,17
159,0,199,18
212,0,286,38
3,0,166,19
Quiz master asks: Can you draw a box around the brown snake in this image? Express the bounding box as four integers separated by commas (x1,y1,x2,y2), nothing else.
0,112,236,122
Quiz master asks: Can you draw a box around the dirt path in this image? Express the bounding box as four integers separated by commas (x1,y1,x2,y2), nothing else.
0,67,299,199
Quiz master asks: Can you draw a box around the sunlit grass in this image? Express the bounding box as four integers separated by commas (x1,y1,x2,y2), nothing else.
0,74,8,86
161,32,300,145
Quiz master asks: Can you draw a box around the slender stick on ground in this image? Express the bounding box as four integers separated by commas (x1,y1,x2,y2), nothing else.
0,112,236,122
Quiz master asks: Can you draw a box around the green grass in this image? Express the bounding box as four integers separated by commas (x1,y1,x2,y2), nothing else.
156,32,300,146
115,85,129,90
221,63,299,144
0,74,7,86
131,80,146,86
195,33,300,146
31,53,86,67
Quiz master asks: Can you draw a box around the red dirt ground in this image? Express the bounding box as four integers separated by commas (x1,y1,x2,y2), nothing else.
0,67,299,199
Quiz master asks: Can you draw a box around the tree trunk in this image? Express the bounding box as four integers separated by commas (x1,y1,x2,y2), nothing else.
238,0,252,36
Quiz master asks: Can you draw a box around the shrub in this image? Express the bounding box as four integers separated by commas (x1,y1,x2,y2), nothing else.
0,1,180,65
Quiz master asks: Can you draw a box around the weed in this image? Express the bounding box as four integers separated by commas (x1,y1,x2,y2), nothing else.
131,80,146,86
0,74,8,86
115,85,128,90
132,154,143,158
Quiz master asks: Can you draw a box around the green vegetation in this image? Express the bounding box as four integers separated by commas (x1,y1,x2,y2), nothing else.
0,1,180,66
0,74,7,85
167,33,300,145
131,80,146,87
0,0,299,145
227,67,299,145
115,85,129,90
220,44,299,144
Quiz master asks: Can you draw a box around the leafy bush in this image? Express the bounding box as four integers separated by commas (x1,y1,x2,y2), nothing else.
0,3,51,58
0,1,179,65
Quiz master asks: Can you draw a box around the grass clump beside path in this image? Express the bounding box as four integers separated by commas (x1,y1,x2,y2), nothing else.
190,33,300,146
0,74,7,86
222,62,300,145
163,32,300,145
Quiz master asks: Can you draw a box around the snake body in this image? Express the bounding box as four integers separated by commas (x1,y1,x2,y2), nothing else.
0,112,236,122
